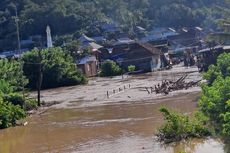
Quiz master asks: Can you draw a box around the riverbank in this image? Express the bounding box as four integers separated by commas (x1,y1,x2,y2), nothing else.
30,65,202,109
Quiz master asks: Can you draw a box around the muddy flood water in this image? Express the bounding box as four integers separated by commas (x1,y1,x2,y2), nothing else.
0,66,229,153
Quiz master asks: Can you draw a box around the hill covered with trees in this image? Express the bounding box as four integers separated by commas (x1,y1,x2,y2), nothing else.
0,0,230,51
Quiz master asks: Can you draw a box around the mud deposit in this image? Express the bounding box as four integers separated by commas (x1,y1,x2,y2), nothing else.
0,66,228,153
0,92,227,153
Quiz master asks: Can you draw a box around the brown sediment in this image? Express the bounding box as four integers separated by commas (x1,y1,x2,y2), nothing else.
0,65,226,153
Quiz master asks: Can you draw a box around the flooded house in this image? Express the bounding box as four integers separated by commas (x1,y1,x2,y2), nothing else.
77,55,98,77
77,34,103,77
100,39,166,72
198,45,230,71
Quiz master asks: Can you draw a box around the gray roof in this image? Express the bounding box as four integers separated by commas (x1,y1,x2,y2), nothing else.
79,34,95,43
89,42,103,50
114,38,135,46
78,56,97,65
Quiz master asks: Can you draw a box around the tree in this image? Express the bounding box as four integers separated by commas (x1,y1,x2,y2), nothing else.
100,60,123,77
22,47,86,89
199,53,230,137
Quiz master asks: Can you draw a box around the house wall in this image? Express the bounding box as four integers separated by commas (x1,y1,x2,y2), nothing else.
100,43,162,72
151,55,162,71
78,61,97,77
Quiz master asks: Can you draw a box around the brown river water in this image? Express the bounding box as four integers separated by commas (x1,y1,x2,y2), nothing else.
0,66,229,153
0,92,228,153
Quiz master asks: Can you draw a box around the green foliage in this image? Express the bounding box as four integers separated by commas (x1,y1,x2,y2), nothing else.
23,47,86,89
199,76,230,136
0,59,28,91
203,53,230,85
100,60,123,77
3,93,24,107
25,98,38,111
0,97,26,129
128,65,136,72
1,0,230,51
200,53,230,137
0,79,13,94
157,107,210,143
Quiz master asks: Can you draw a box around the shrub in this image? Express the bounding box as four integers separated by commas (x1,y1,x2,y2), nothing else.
3,93,24,107
0,98,26,129
0,79,13,94
157,107,210,143
128,65,136,72
100,60,123,77
0,59,28,90
25,99,38,111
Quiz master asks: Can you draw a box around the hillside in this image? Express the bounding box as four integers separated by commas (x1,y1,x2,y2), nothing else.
0,0,230,51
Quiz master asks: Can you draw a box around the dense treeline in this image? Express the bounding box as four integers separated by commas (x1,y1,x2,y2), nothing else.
0,0,230,51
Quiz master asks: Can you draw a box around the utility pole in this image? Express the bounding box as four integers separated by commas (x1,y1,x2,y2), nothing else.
37,49,43,107
14,4,21,54
14,4,26,109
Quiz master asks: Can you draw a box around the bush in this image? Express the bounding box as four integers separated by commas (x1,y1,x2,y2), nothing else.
23,47,87,89
0,59,28,90
3,93,24,107
0,79,13,94
157,107,210,143
25,99,38,111
100,60,123,77
0,98,26,129
128,65,136,72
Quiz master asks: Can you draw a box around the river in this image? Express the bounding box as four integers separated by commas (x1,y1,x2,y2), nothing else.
0,66,228,153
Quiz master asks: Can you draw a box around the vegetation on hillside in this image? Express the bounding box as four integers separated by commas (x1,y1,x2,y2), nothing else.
0,0,230,51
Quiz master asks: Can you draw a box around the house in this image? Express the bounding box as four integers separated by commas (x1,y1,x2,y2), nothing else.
77,55,98,77
141,27,178,43
100,42,165,72
168,27,204,53
198,45,230,71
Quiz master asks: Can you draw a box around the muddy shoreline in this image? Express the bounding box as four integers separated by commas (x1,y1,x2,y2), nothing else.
30,65,202,109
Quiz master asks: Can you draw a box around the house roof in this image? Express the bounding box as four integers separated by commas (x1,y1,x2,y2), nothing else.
113,38,135,46
199,45,230,53
78,34,95,43
89,42,103,50
78,56,97,65
138,43,162,55
136,26,146,31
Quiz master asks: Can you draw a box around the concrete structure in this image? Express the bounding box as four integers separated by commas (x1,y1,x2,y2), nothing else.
46,25,53,48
